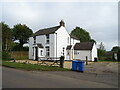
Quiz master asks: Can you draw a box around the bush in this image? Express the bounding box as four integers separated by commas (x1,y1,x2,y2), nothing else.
2,51,11,60
11,44,29,51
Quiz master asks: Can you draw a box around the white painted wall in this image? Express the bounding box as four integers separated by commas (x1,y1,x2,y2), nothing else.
70,38,80,46
29,37,34,59
29,26,80,60
66,38,80,60
55,26,70,59
49,34,55,57
91,43,97,61
74,43,97,61
36,34,55,57
74,50,92,61
38,48,44,57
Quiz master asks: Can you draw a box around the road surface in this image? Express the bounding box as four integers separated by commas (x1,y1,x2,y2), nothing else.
2,67,118,88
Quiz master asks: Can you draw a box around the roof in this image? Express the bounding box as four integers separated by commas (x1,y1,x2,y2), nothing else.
32,26,60,37
66,45,72,50
74,42,94,50
70,34,79,40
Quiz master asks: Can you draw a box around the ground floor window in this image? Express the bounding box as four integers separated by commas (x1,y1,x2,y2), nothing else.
46,46,50,57
32,47,34,56
67,50,70,55
41,50,43,56
74,50,77,55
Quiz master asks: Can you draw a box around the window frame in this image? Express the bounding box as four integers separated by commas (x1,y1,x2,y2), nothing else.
46,46,50,57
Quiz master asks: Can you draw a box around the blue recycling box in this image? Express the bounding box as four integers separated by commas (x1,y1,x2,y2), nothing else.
72,60,84,72
77,61,84,72
72,60,78,71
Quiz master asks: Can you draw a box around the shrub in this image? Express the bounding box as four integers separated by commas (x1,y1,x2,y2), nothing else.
2,51,11,60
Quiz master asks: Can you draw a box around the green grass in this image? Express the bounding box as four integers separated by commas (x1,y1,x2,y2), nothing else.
2,61,70,71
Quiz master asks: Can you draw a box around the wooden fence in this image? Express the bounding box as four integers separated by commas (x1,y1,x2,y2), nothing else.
9,51,28,60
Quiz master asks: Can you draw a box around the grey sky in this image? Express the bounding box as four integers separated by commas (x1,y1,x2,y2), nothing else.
1,0,118,51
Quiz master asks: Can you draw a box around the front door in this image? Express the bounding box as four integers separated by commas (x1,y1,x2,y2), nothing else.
35,47,38,61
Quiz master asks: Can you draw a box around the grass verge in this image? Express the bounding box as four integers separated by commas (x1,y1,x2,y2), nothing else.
2,61,70,71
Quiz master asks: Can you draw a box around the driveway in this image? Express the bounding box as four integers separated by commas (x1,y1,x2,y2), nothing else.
2,67,118,88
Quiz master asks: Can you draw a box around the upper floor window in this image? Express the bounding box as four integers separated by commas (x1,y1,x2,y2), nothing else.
68,37,69,44
33,36,36,44
46,46,50,57
46,34,49,39
46,34,50,44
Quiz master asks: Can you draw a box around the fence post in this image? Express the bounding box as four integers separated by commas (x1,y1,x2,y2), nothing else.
86,56,88,65
60,56,64,68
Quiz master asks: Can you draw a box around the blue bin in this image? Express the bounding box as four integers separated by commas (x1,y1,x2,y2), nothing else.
72,60,78,71
77,61,84,72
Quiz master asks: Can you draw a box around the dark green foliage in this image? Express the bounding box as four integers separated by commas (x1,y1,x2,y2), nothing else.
111,46,120,53
12,24,33,48
1,22,13,51
2,61,70,71
11,42,29,51
2,51,11,60
97,49,107,60
71,27,96,43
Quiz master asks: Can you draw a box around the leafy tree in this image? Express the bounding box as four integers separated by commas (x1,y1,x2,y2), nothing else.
97,49,107,60
1,22,13,51
12,24,33,48
71,27,96,43
111,46,120,53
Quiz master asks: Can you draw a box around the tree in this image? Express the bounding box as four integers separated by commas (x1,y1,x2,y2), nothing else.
1,22,13,51
12,24,33,48
97,49,107,60
71,27,96,43
99,42,105,50
111,46,120,53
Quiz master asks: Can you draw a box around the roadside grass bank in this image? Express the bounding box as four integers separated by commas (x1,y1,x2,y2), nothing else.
2,61,70,71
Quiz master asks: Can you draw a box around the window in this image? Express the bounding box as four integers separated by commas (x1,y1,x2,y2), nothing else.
46,34,50,44
74,50,77,55
46,34,49,39
41,50,43,56
32,47,34,56
67,50,70,55
68,37,69,44
33,36,36,44
46,46,50,57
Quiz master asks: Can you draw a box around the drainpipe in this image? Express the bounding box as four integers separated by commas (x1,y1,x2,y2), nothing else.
55,33,57,60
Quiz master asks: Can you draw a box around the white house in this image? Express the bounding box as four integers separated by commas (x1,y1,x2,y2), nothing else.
74,42,97,61
29,20,97,61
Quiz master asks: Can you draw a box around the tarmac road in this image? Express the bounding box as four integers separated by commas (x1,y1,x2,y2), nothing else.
2,67,118,88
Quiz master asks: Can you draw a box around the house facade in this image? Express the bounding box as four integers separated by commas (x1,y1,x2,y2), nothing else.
29,20,97,61
29,20,80,60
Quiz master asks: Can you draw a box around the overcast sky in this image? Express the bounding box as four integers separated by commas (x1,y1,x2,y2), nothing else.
0,0,118,51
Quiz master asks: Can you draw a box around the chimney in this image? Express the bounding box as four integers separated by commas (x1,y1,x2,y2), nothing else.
59,20,65,27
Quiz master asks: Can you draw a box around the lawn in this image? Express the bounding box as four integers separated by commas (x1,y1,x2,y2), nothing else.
2,61,70,71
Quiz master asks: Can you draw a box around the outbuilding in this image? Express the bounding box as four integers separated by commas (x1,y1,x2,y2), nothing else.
73,42,97,61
